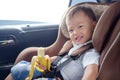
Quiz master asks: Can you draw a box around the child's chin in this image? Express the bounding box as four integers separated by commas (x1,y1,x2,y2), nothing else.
75,42,83,45
76,40,86,44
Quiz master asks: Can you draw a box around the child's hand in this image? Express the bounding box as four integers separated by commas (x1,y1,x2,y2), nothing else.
36,55,50,71
36,60,47,71
59,40,73,54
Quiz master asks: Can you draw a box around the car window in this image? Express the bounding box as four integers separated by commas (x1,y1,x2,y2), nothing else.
0,0,69,25
70,0,96,6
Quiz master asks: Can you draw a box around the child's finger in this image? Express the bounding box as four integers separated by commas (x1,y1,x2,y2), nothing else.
36,61,47,70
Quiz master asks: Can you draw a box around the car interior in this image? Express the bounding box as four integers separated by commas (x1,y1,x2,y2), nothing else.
50,1,120,80
0,0,120,80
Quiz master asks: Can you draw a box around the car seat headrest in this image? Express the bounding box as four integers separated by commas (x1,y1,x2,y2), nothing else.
59,2,110,39
92,2,120,52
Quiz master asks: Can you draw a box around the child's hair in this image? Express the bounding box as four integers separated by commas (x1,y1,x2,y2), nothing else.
66,6,97,22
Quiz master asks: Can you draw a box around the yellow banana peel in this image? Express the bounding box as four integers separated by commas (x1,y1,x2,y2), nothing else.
26,47,51,80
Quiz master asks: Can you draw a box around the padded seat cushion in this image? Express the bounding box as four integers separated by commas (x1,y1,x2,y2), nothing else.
92,2,120,52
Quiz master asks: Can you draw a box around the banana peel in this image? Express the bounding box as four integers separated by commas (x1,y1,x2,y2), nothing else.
26,47,51,80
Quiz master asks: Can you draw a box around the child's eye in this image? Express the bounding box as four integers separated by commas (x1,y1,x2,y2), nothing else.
78,25,83,28
69,29,73,32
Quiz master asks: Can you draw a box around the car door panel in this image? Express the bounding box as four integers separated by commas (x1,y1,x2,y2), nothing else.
0,23,58,79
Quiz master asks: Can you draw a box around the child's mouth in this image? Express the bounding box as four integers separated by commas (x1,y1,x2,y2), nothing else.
75,36,83,42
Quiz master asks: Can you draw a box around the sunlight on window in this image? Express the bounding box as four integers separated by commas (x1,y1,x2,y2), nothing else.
0,0,69,23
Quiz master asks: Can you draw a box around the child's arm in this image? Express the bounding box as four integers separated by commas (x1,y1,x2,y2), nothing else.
59,40,73,55
82,64,98,80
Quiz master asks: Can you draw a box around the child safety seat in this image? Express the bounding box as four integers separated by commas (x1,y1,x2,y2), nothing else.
55,2,120,80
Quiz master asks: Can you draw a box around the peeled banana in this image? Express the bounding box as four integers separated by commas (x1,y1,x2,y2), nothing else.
26,47,51,80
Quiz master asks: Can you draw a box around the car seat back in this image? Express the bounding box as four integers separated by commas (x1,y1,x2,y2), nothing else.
92,2,120,80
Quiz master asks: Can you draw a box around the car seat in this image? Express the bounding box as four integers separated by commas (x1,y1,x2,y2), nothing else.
59,2,120,80
13,1,120,80
92,2,120,80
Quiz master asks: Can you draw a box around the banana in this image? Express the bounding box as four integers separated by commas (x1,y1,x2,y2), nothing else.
26,47,51,80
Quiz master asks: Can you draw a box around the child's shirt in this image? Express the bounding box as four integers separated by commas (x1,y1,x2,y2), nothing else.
59,48,100,80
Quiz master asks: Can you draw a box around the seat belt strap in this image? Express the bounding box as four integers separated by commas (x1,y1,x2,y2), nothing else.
53,44,93,73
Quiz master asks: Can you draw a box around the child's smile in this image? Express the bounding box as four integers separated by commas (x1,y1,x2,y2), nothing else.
74,35,83,43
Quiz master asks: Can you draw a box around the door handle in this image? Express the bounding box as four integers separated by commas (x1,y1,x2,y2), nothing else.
0,40,15,45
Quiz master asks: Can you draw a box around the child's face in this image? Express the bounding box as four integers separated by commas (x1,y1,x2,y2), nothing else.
66,11,96,45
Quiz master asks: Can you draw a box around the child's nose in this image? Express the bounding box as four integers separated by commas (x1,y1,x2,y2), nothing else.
73,30,78,35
